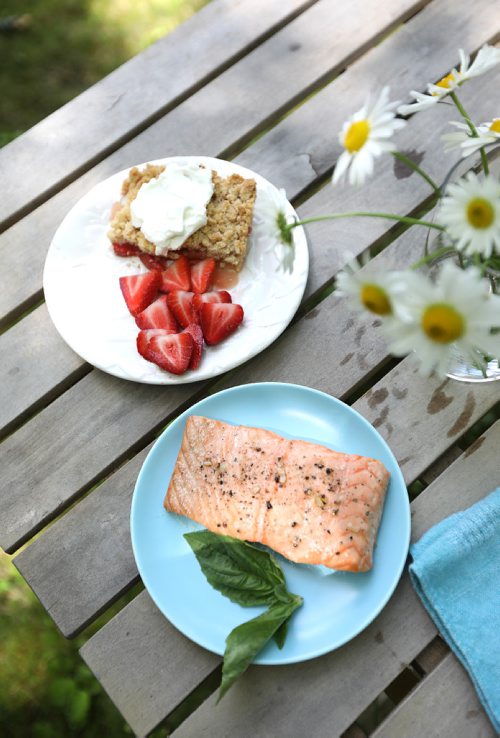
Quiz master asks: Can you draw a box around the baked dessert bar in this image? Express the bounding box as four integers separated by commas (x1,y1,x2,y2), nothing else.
108,164,257,271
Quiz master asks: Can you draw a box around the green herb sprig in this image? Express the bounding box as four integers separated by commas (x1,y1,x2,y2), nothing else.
184,531,303,699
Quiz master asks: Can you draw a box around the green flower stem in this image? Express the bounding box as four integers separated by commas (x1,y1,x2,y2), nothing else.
285,212,445,239
410,246,456,270
391,151,440,193
450,91,490,175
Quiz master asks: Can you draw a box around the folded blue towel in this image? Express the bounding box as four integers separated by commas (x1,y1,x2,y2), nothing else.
409,487,500,733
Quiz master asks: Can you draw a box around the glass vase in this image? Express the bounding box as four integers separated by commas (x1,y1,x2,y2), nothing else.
423,239,500,383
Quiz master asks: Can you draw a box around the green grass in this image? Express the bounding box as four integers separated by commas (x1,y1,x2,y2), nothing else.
0,0,210,145
0,550,134,737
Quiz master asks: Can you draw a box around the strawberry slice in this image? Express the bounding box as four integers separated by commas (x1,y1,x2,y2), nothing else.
191,258,216,293
167,290,198,328
137,328,176,358
135,295,178,330
159,255,191,292
113,242,141,257
192,290,232,313
183,324,204,370
199,302,244,345
143,332,193,375
119,272,161,316
139,253,170,271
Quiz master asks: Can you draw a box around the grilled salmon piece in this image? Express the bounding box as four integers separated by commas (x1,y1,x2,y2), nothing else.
164,416,390,572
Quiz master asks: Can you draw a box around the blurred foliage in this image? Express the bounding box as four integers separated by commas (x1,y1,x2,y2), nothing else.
0,0,209,145
0,550,135,737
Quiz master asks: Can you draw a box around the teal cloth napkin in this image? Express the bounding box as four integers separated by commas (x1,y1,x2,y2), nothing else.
409,487,500,733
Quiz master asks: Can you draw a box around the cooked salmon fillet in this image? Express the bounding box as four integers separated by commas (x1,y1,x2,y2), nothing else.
164,416,390,572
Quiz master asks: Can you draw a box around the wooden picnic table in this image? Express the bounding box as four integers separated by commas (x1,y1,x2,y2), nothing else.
1,0,499,735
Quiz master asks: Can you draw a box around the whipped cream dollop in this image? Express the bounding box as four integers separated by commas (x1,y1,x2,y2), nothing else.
130,163,214,255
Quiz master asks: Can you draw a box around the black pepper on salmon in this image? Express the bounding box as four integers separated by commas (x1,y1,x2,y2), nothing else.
164,416,390,572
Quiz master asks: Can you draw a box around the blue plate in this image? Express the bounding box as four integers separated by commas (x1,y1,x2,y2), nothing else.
131,383,410,665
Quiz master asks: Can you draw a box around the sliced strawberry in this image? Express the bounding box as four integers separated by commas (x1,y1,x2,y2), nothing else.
192,290,232,314
119,272,161,316
136,328,176,358
113,242,141,257
199,302,244,345
135,295,178,330
139,253,170,271
183,324,204,370
167,290,198,328
159,254,191,292
143,332,193,375
191,258,216,293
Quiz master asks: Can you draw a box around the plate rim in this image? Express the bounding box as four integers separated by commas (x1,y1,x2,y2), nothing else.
130,381,411,665
42,155,309,385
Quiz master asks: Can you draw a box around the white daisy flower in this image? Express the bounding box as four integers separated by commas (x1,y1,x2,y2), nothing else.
442,119,500,157
438,172,500,258
398,44,500,116
385,262,500,376
441,120,472,150
336,259,406,318
457,44,500,81
332,87,405,186
254,187,296,273
397,72,460,115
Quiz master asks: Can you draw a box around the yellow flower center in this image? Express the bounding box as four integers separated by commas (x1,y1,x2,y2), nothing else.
421,304,464,343
489,119,500,133
466,198,495,229
360,284,392,315
344,120,371,153
434,73,455,92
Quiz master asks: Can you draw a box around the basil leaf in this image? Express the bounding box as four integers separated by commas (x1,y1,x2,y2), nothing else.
219,596,303,700
184,531,287,607
273,619,289,650
184,530,304,694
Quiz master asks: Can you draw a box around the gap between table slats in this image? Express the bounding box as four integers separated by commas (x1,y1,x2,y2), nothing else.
371,652,496,738
6,53,500,552
0,0,318,232
78,422,500,737
0,0,436,329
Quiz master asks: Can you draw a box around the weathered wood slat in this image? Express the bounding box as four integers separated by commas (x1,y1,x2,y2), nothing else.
0,0,428,327
15,447,150,635
80,422,500,737
0,0,315,230
0,303,88,438
236,0,500,196
353,373,500,486
372,653,496,738
0,59,500,536
222,323,500,490
0,372,204,553
83,589,220,738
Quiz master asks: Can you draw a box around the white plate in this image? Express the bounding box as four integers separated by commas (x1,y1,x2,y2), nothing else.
43,156,309,384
